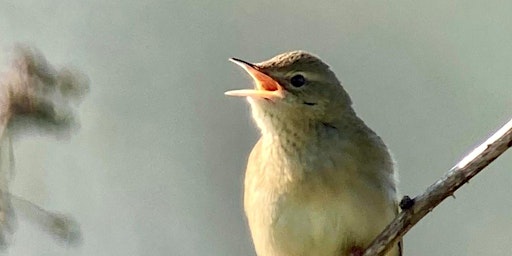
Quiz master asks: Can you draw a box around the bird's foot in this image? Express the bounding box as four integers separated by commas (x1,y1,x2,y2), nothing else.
348,246,364,256
399,195,415,210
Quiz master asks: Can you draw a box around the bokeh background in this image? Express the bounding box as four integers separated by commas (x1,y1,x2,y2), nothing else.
0,1,511,255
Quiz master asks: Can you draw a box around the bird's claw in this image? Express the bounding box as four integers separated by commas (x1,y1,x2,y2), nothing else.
348,246,364,256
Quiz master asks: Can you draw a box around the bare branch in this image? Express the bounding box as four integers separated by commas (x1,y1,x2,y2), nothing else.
363,118,512,256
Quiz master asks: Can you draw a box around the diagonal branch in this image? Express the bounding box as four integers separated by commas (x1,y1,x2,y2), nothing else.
363,117,512,256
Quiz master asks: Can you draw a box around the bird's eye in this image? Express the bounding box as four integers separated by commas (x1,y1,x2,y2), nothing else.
290,74,306,87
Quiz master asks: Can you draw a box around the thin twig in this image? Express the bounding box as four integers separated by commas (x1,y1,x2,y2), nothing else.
363,117,512,256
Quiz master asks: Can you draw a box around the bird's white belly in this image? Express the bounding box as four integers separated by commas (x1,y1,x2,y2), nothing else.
245,186,392,256
271,195,344,255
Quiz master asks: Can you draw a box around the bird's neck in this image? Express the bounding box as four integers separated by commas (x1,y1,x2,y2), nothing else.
254,109,362,155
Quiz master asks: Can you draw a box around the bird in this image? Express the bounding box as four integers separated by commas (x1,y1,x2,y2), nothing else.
225,51,401,256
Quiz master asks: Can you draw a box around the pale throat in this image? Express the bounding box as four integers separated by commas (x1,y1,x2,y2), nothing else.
249,100,325,154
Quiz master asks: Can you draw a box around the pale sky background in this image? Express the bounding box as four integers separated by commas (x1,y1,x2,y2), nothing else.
0,1,511,255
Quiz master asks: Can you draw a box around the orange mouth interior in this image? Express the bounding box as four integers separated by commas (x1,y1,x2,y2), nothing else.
252,71,279,92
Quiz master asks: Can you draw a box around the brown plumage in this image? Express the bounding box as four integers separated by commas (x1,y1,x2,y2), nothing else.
226,51,401,256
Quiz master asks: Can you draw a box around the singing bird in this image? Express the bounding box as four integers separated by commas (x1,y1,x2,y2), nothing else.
225,51,401,256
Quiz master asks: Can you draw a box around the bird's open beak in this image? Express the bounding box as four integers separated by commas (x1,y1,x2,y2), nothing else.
225,58,284,99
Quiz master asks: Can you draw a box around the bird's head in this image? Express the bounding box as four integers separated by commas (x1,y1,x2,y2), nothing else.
226,51,353,133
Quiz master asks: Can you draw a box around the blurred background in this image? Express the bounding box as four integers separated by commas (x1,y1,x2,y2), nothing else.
0,1,511,255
